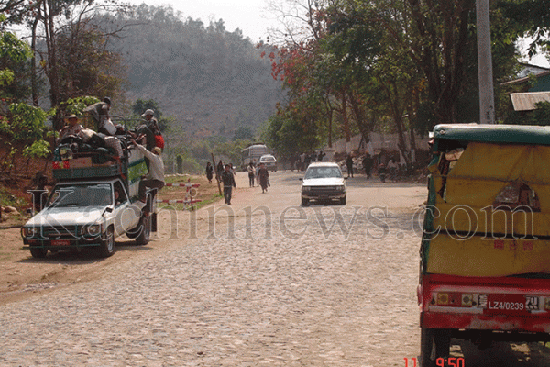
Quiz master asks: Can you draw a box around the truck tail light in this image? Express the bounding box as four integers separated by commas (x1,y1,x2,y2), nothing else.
434,292,481,307
436,293,449,305
461,294,473,307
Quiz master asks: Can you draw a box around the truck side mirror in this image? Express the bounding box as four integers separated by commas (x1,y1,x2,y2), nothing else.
105,206,114,213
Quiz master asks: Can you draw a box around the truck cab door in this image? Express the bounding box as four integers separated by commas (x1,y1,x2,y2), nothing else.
114,182,139,236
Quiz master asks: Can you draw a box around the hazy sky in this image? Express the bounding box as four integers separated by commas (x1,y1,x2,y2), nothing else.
125,0,279,42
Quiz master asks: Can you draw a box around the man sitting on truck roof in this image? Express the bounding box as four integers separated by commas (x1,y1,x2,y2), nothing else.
135,109,163,151
59,115,82,140
131,140,165,209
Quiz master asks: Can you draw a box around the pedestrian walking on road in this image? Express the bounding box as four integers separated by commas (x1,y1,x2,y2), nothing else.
317,150,325,161
247,162,255,187
362,154,373,179
221,164,237,205
346,154,354,178
216,160,224,182
205,162,214,183
388,157,398,182
257,162,270,193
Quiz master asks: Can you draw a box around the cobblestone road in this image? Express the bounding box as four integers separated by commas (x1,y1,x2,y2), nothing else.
0,172,429,366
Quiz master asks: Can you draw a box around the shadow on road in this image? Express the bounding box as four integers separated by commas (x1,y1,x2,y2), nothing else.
19,240,153,264
453,339,550,366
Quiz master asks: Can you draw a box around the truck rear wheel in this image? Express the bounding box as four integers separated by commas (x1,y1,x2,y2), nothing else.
30,247,48,259
96,226,115,258
135,215,150,246
421,328,450,367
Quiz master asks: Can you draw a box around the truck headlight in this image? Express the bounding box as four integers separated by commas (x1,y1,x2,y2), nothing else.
302,186,311,192
336,185,345,192
22,227,38,238
86,224,102,237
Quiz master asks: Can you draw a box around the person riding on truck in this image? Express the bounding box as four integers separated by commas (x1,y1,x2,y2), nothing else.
136,109,162,151
59,115,83,140
83,97,111,133
131,140,165,210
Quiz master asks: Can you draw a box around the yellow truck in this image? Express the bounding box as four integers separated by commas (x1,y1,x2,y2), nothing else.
419,124,550,366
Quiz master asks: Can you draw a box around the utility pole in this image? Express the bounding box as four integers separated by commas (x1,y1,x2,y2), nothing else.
477,0,495,124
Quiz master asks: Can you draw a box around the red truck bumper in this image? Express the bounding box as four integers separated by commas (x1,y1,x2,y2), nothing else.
421,273,550,333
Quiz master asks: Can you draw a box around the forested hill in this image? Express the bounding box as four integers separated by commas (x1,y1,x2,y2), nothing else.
105,5,283,138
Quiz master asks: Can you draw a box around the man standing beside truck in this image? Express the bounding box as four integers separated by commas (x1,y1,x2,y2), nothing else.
131,140,165,208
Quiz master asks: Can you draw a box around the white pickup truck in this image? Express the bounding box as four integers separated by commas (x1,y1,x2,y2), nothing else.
21,142,154,258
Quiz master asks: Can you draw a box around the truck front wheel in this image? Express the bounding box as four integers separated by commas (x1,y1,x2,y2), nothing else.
421,328,450,367
30,247,48,259
96,226,115,258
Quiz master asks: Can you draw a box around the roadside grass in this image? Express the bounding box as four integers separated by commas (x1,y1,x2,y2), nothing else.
159,174,223,211
0,186,29,210
0,186,29,228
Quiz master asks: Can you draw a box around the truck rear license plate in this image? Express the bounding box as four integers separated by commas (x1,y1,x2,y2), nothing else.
52,239,70,246
486,294,532,313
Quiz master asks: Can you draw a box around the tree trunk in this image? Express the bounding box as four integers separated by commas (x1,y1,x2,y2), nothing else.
408,0,474,127
385,82,411,166
322,96,334,148
341,91,351,143
31,16,40,107
327,108,333,148
348,90,371,151
394,113,410,166
44,0,62,130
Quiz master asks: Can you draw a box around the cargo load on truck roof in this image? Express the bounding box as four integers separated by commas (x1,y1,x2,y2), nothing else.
52,134,147,200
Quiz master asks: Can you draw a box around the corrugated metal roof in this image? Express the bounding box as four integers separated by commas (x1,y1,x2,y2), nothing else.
503,70,550,85
511,92,550,111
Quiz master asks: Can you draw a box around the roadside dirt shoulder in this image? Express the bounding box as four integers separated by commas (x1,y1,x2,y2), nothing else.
0,172,252,306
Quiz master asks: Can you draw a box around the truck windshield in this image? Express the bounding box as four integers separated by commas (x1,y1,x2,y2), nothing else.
48,183,112,207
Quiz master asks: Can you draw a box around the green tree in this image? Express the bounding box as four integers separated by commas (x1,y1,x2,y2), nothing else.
56,20,126,104
499,0,550,58
0,103,51,173
1,0,131,129
0,27,33,103
262,110,321,158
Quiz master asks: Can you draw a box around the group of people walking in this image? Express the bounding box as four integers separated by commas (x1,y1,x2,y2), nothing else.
290,150,326,171
346,153,400,182
204,160,271,205
247,162,270,193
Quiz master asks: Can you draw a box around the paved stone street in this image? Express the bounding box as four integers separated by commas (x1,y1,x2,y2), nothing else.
0,172,444,366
